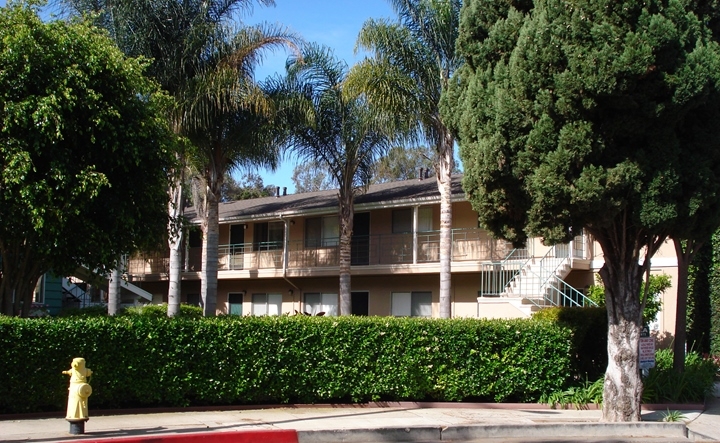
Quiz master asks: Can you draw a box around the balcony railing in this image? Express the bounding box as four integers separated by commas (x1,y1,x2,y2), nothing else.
126,228,524,275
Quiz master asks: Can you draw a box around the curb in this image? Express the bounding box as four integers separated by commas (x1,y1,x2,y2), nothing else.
63,430,299,443
297,423,688,443
8,422,692,443
0,402,704,421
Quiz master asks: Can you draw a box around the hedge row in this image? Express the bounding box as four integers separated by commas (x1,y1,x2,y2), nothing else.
0,315,573,414
532,307,608,380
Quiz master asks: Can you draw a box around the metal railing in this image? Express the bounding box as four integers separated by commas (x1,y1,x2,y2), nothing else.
519,261,598,309
126,228,521,274
478,247,531,297
125,251,169,275
504,245,596,308
479,241,595,308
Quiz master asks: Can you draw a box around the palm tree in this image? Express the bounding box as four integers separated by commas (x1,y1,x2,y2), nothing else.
57,0,293,316
182,25,298,315
346,0,462,318
268,44,395,315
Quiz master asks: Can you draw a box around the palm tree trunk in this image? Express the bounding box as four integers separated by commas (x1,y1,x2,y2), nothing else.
108,262,121,316
201,169,222,317
167,174,184,317
338,191,354,316
436,131,454,318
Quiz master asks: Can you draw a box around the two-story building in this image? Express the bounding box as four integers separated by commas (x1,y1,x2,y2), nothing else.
121,174,680,336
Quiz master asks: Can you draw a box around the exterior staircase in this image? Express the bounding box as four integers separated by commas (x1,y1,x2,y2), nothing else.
478,244,596,318
63,265,153,309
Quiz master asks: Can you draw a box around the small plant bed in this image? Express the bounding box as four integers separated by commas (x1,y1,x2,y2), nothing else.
540,350,719,410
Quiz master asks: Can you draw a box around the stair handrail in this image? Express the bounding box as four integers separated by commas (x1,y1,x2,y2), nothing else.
479,245,531,297
503,245,556,297
519,252,598,308
547,274,598,307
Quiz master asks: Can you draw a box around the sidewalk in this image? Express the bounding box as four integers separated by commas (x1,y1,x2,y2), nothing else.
2,390,718,443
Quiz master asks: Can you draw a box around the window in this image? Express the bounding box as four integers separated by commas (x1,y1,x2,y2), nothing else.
186,293,201,307
391,292,432,317
418,207,433,232
392,207,433,233
392,209,412,233
228,292,243,316
252,293,282,316
188,229,202,247
305,216,339,247
253,222,283,250
230,224,245,245
33,275,45,303
303,293,338,316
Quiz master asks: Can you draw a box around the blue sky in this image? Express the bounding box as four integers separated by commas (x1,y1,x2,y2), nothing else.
0,0,397,192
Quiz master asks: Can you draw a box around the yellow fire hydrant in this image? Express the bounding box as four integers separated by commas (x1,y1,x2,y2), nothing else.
62,357,93,435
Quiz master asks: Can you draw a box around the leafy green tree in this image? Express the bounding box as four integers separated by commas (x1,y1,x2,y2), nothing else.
444,0,720,421
291,160,335,193
347,0,462,317
0,3,174,316
372,146,431,183
371,145,462,184
59,0,295,316
588,274,671,327
712,231,720,357
222,172,275,202
268,44,394,315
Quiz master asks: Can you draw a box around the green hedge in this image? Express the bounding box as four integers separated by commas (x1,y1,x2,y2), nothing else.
0,316,573,414
532,307,608,381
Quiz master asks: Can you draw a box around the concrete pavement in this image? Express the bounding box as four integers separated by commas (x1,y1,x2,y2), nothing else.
1,384,718,443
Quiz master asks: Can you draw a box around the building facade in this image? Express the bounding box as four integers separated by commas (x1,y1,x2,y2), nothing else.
122,175,679,336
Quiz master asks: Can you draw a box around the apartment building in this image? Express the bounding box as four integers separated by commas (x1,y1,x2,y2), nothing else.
122,175,679,336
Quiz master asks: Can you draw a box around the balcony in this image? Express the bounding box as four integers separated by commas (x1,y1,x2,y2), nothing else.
126,228,515,277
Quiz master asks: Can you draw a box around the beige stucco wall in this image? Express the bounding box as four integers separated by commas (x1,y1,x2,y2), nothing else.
153,272,486,317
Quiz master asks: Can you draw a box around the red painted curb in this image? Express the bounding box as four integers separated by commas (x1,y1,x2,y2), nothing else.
68,429,299,443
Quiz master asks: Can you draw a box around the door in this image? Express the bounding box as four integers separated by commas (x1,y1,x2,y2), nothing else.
229,224,245,269
351,212,370,265
351,291,369,316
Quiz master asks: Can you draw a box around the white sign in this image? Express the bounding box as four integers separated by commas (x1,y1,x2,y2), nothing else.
639,337,655,369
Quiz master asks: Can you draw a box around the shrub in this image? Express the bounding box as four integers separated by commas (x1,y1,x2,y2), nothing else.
0,316,573,413
122,304,202,319
58,305,110,317
540,350,718,408
642,350,718,404
532,307,608,380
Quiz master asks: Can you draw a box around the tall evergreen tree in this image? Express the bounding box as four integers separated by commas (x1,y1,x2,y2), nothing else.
444,0,720,421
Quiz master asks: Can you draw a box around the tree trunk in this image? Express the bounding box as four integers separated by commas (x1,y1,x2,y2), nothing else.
200,174,221,317
436,130,454,318
672,238,701,373
108,264,121,316
592,219,662,422
167,174,184,317
1,243,45,317
338,191,354,316
599,259,644,422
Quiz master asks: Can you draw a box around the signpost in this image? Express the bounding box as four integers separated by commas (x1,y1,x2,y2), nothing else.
639,325,655,370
